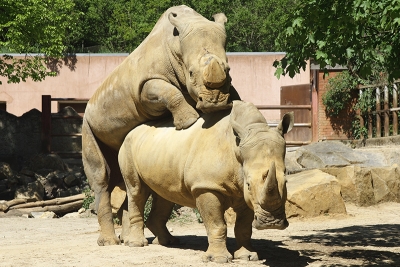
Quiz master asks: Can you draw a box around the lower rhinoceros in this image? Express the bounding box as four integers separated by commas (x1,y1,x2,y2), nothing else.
82,5,239,246
118,101,293,263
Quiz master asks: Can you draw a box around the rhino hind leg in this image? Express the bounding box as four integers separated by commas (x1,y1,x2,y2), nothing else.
146,194,180,246
82,118,120,246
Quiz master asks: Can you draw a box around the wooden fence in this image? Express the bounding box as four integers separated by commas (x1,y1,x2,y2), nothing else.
358,81,400,139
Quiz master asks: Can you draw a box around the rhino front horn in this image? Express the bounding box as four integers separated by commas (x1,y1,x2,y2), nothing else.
203,57,226,89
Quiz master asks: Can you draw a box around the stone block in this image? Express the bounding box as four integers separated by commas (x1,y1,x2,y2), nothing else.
285,169,347,218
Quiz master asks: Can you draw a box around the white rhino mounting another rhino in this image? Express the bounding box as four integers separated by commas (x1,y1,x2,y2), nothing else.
119,101,294,263
82,5,240,246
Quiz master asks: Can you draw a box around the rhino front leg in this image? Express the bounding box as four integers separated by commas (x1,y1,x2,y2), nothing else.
233,204,258,261
82,118,120,246
146,194,179,246
141,79,199,130
195,190,232,263
119,144,150,247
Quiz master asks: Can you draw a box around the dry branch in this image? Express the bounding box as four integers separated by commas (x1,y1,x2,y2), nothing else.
9,194,85,210
13,200,83,214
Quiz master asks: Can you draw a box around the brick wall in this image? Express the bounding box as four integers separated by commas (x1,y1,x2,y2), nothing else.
317,70,357,140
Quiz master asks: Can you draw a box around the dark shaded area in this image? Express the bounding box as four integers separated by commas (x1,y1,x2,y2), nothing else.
291,224,400,266
148,235,314,266
46,54,78,74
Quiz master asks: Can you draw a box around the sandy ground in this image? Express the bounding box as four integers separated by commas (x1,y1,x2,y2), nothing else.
0,203,399,267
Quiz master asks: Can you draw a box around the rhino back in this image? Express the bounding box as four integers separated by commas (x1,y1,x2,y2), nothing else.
84,8,187,150
120,110,242,207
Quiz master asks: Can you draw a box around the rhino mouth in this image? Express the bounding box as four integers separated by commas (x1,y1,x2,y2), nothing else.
252,208,288,230
196,88,231,113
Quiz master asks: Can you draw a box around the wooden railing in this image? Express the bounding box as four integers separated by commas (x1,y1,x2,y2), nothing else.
358,81,400,139
256,104,313,146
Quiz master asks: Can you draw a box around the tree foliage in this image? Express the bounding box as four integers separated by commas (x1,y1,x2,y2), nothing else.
274,0,400,81
72,0,296,53
0,0,80,84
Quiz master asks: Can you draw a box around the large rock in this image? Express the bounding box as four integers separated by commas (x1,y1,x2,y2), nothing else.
294,142,369,169
0,162,14,180
322,165,400,206
14,180,44,201
285,169,346,218
285,141,400,174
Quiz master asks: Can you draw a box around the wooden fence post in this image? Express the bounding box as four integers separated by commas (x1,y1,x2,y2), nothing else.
394,84,398,136
376,87,381,137
41,95,51,153
384,86,389,137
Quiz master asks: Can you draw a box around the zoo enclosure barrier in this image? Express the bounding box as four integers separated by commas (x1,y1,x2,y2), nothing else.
357,80,400,139
41,95,313,156
41,95,88,156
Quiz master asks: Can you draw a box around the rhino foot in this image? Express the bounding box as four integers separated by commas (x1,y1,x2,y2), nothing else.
202,249,233,263
234,247,259,261
124,235,148,247
172,105,199,130
97,234,121,246
152,235,180,246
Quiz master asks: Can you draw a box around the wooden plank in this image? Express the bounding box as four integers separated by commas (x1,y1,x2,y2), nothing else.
376,87,381,137
393,84,398,136
384,86,389,137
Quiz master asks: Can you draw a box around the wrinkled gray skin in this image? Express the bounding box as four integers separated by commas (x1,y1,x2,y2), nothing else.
118,101,294,263
82,5,240,246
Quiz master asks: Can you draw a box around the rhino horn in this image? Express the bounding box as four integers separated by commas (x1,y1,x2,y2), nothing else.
261,162,281,206
203,57,227,89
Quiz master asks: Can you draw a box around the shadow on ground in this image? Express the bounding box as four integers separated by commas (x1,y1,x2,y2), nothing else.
290,224,400,266
151,224,400,266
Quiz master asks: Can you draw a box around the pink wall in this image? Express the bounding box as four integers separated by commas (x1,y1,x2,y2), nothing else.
0,53,309,122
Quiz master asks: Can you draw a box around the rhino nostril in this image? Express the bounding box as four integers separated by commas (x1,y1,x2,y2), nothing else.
199,97,203,102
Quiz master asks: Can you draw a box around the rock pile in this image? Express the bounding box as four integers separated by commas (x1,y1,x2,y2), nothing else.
0,153,90,216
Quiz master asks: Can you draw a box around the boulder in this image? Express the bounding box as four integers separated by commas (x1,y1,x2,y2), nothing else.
14,180,44,201
285,169,346,218
0,162,14,180
64,174,80,187
294,142,368,169
30,211,57,218
322,165,400,206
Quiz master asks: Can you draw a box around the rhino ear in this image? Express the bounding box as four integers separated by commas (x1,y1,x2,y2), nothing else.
168,12,186,34
276,112,294,136
212,13,227,26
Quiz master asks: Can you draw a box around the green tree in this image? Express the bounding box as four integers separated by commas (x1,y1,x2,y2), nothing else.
0,0,80,84
274,0,400,81
72,0,296,53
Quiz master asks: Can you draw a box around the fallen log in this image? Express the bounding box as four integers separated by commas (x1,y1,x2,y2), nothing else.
12,200,84,214
9,194,85,210
0,198,34,212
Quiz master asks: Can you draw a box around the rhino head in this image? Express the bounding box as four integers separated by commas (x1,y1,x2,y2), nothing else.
169,10,233,113
230,101,294,230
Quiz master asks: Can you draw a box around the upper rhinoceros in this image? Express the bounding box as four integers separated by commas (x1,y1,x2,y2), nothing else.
82,5,240,246
118,101,293,263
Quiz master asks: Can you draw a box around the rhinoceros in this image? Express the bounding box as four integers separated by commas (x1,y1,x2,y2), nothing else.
118,101,293,263
82,5,239,246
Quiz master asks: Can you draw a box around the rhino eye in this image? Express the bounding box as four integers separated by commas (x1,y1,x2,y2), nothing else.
246,182,250,191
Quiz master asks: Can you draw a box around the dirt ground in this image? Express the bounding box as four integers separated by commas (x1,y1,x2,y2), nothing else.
0,202,399,267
